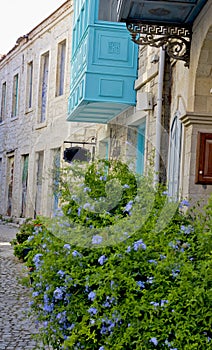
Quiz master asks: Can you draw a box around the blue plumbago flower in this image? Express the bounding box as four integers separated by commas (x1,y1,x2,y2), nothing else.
160,254,166,260
44,293,49,303
43,301,54,313
83,187,91,192
124,200,133,213
172,268,180,278
92,235,103,244
88,291,96,301
57,270,65,278
148,259,157,264
146,276,154,284
137,281,145,289
103,296,115,307
98,255,107,265
83,202,91,210
126,246,131,253
168,241,179,250
110,280,115,289
72,250,81,257
100,326,107,334
160,299,169,307
33,253,43,269
150,337,158,346
43,321,49,328
32,291,40,297
36,282,42,288
77,206,82,216
29,301,34,306
99,347,105,350
88,307,98,315
180,225,193,234
162,190,171,196
33,225,43,234
99,175,107,181
27,235,34,241
68,323,75,331
179,199,190,208
150,301,160,307
63,243,71,250
53,287,64,300
123,184,130,189
133,239,146,251
56,311,67,325
90,319,95,325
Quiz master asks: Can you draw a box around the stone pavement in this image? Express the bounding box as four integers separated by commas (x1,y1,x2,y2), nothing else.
0,222,50,350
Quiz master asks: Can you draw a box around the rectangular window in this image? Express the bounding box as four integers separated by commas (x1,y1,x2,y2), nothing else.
12,74,19,117
39,52,49,122
0,158,2,207
21,154,29,217
0,81,6,122
35,151,44,217
195,132,212,184
7,155,14,216
56,40,66,96
52,148,61,213
26,61,33,110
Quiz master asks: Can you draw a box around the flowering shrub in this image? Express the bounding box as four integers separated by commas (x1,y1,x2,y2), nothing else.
25,160,212,349
11,217,48,261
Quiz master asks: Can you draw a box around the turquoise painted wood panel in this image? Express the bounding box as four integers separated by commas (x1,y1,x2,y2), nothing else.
136,124,146,175
68,0,138,124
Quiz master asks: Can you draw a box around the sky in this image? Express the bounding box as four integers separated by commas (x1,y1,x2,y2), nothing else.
0,0,66,54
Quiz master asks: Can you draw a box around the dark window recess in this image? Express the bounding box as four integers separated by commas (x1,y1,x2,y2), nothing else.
195,132,212,184
63,147,91,163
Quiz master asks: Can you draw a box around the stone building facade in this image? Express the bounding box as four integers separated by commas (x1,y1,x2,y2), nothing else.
0,0,105,219
1,0,211,221
104,0,212,204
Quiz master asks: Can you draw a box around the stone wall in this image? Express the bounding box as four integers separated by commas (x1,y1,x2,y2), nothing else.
0,1,106,218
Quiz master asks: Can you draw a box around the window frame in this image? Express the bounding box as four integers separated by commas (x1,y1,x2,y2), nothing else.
38,52,49,123
26,61,33,111
11,74,19,118
0,81,7,122
55,40,66,97
195,132,212,185
167,113,182,200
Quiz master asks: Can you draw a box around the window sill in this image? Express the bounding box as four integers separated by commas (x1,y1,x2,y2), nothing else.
25,108,33,115
11,116,19,122
35,121,47,130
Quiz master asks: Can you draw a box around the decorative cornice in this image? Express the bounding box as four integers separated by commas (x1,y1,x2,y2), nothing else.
180,113,212,126
126,22,192,67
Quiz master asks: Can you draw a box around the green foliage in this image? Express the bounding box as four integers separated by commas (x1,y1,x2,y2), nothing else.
22,160,212,349
11,217,49,261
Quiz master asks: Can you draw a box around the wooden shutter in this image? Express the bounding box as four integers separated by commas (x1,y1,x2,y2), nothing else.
195,132,212,184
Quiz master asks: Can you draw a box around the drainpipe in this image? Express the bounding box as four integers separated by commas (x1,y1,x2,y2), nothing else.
154,46,165,185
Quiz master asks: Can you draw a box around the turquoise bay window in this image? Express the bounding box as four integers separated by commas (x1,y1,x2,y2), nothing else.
68,0,138,124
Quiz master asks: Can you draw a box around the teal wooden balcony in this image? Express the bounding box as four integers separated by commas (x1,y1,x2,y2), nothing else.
67,0,138,124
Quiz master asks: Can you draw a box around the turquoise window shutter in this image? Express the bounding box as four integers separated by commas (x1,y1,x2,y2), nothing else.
136,124,145,175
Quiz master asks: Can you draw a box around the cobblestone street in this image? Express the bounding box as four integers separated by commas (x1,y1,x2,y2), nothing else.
0,222,43,349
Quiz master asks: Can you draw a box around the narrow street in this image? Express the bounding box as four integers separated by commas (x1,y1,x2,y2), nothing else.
0,222,41,349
